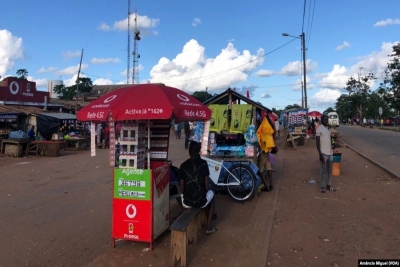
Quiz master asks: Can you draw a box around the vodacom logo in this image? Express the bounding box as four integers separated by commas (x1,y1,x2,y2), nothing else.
177,94,189,102
9,81,19,95
104,95,117,103
126,204,137,219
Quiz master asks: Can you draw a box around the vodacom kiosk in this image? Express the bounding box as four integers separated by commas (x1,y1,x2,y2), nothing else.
76,84,211,249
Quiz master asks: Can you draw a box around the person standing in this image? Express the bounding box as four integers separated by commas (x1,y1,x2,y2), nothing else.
316,115,336,193
256,112,276,192
27,126,35,141
184,121,190,149
179,141,217,235
274,119,280,137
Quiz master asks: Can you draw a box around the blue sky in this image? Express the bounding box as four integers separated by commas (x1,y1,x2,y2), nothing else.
1,0,399,112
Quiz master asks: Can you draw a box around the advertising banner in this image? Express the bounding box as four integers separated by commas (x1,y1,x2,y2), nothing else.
112,168,152,243
240,104,252,132
230,104,243,133
113,169,151,200
112,198,152,242
217,105,229,132
208,104,219,132
152,164,170,238
109,115,115,167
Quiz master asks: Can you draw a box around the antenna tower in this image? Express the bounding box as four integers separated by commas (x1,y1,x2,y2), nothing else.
132,7,141,84
127,0,131,84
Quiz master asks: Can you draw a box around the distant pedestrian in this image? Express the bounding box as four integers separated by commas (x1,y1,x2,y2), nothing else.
184,121,190,149
174,123,179,139
274,119,280,137
177,122,182,139
316,115,336,193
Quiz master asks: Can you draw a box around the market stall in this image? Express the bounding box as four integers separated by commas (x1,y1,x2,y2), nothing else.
76,83,211,249
202,88,273,197
281,108,309,149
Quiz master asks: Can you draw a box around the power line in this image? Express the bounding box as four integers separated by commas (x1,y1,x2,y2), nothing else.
302,0,307,33
306,0,316,49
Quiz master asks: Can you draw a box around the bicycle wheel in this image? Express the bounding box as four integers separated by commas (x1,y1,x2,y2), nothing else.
225,163,256,202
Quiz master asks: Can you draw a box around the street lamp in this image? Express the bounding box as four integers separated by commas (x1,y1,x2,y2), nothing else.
282,32,307,109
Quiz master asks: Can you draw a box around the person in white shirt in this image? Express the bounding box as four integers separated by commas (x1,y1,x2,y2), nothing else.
316,115,336,193
274,119,280,137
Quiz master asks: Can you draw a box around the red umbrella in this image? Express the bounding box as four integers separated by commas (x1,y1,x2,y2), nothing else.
77,84,212,122
268,112,278,121
308,111,322,118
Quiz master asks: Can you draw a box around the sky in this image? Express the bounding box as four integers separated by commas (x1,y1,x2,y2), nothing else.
1,0,399,112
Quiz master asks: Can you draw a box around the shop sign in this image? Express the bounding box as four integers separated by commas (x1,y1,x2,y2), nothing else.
114,169,151,200
0,114,18,120
112,198,151,242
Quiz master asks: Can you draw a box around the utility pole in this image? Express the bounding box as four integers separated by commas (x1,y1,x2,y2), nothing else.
301,32,307,109
301,81,304,108
75,49,84,114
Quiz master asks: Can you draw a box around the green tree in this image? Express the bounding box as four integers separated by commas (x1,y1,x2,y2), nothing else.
53,77,93,100
344,72,376,120
323,107,335,114
377,42,400,114
16,69,28,80
336,94,356,121
192,91,214,103
284,104,301,110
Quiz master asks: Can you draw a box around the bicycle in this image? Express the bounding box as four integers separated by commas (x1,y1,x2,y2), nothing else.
201,150,257,202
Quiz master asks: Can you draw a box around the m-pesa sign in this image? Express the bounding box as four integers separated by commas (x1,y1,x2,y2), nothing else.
0,78,49,103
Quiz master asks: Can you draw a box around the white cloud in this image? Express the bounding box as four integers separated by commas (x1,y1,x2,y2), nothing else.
374,18,400,27
260,93,271,98
335,41,351,51
38,66,58,73
192,18,201,27
93,78,113,85
100,14,160,34
98,23,111,31
227,39,235,42
57,64,88,76
149,39,265,93
62,50,81,59
63,73,87,87
0,30,24,77
312,88,342,105
280,60,317,76
317,42,394,90
255,69,274,77
91,57,121,64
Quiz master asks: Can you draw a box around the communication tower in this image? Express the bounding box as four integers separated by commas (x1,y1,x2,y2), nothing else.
132,8,140,84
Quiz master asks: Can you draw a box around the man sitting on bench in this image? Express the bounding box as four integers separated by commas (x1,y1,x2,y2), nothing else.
179,141,217,236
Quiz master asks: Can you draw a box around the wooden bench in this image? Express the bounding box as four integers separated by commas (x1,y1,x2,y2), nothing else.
284,132,301,149
170,208,207,267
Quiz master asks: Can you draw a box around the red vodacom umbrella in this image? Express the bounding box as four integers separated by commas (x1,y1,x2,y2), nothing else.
308,111,322,118
77,84,212,122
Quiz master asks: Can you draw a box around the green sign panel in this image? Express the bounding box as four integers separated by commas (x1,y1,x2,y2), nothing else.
114,169,151,200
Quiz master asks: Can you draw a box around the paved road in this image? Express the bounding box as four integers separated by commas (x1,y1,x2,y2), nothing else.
336,125,400,178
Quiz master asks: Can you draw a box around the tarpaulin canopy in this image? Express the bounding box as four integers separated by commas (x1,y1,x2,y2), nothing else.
77,84,212,122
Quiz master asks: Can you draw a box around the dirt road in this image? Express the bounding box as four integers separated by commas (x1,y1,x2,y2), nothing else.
1,131,399,267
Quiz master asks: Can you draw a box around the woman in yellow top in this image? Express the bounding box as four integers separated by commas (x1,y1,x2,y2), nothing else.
256,111,277,192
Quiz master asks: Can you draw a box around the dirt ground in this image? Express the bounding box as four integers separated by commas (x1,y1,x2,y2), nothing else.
0,130,399,267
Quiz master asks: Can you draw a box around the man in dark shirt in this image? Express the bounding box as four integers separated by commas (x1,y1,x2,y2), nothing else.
179,141,217,235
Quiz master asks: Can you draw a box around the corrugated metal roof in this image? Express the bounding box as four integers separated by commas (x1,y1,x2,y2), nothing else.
40,113,76,120
204,88,271,112
0,105,45,115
